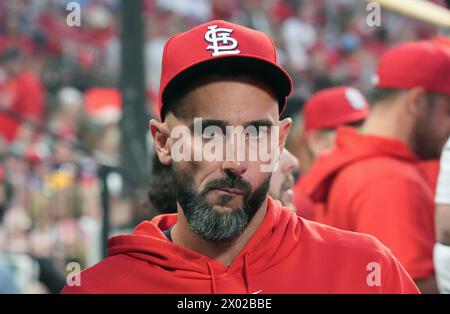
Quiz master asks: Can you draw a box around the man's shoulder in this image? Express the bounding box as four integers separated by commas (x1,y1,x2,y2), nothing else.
339,155,419,182
60,254,141,294
298,218,419,293
299,217,394,260
333,156,430,199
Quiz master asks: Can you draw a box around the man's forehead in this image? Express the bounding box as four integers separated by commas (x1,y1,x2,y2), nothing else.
166,103,279,128
186,77,278,108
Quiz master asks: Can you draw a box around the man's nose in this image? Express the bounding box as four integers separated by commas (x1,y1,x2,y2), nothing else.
222,159,248,177
220,134,250,176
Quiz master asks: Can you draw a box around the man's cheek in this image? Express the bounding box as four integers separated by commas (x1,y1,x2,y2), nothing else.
246,169,271,190
171,133,205,161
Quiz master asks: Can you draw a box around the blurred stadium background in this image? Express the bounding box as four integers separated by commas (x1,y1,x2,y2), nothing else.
0,0,448,293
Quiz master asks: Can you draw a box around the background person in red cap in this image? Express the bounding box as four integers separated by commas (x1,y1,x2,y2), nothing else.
291,86,370,219
62,20,418,294
298,41,450,293
296,86,370,172
0,47,45,145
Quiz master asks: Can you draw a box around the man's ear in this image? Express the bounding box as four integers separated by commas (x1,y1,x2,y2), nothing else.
405,87,427,117
278,118,292,151
305,130,336,158
150,119,172,165
306,130,325,158
305,130,319,158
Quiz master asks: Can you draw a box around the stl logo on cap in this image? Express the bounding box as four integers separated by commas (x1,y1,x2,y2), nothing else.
345,87,368,110
303,86,370,131
205,25,240,56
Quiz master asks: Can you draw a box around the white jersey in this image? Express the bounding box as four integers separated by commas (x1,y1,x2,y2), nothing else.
434,243,450,293
436,136,450,205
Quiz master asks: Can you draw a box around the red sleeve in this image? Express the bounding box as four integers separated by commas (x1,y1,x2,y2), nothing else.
382,250,421,294
351,177,435,280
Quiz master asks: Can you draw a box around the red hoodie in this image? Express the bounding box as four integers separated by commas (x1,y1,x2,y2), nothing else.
0,70,45,142
417,159,440,193
61,197,418,294
298,127,435,281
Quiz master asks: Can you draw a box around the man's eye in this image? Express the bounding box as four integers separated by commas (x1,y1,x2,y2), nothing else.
203,126,223,139
247,127,268,139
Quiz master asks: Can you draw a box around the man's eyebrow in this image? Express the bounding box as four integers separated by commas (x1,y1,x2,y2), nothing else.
187,119,228,131
243,119,274,128
186,119,273,131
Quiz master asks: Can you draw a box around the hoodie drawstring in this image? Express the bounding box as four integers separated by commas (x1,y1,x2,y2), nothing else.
243,253,251,294
206,261,217,294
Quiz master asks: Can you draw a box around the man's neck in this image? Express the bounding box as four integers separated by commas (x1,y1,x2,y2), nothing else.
361,106,413,148
170,198,269,267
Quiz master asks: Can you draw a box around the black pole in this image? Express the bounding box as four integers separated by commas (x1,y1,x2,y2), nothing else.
119,0,149,196
99,165,112,258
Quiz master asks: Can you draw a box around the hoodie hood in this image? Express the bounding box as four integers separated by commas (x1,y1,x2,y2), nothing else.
107,197,301,293
299,126,420,203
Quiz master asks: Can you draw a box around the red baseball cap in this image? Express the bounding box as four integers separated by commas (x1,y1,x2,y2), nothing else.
303,86,370,131
373,41,450,96
158,20,292,120
84,88,122,123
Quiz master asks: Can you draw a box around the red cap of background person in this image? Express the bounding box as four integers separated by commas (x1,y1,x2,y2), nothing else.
373,40,450,96
303,86,370,131
158,20,292,120
84,88,122,123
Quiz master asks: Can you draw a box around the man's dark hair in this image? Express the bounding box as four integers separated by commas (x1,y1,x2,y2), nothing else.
147,153,177,214
369,88,405,106
370,88,441,107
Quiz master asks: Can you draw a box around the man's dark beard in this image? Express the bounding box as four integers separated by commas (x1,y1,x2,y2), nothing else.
411,95,449,160
172,166,271,242
411,115,445,160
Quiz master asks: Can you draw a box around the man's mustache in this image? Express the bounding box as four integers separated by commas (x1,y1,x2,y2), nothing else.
201,175,252,196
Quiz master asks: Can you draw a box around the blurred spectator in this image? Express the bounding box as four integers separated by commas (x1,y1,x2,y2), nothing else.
280,2,317,71
156,0,211,21
0,262,19,293
293,86,369,172
0,47,45,145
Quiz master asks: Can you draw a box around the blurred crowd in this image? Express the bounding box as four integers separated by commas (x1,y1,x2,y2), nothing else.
0,0,445,293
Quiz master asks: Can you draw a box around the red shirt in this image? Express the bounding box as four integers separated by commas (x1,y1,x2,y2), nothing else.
299,127,435,280
0,70,45,142
62,197,418,293
418,159,440,193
